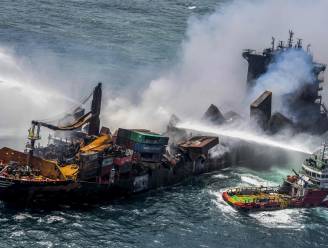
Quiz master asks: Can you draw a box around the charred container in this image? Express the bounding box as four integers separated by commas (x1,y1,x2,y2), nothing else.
116,129,168,162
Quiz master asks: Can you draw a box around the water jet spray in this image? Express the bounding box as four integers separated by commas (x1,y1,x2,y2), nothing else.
177,122,313,154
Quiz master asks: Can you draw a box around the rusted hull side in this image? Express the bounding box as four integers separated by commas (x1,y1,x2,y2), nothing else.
0,158,228,206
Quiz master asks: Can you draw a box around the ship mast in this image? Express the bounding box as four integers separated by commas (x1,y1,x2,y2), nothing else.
26,83,102,165
321,142,327,161
288,30,294,48
27,122,41,166
296,38,302,49
88,82,102,136
271,37,275,51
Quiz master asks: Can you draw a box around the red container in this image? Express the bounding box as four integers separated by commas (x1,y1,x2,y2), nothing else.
100,165,113,177
113,156,132,166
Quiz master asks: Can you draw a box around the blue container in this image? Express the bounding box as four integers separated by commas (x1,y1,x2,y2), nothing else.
132,143,165,154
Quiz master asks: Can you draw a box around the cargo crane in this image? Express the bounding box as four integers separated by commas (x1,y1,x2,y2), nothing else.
0,80,222,206
27,83,103,165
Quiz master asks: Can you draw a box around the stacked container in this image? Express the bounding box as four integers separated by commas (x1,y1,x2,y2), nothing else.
79,152,99,180
116,129,168,162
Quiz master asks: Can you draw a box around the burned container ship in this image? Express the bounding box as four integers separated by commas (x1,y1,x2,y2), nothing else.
0,31,327,207
0,83,222,205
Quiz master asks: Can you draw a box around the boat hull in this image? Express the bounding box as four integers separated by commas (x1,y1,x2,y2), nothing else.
222,190,328,212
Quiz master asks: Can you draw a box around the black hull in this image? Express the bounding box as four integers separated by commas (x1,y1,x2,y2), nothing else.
0,158,228,207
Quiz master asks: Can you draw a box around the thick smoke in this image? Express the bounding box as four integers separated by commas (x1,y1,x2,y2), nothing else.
0,50,62,128
249,49,316,117
104,0,328,132
0,0,328,153
0,47,96,148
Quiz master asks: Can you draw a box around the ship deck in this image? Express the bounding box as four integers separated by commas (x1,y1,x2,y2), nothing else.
224,191,289,206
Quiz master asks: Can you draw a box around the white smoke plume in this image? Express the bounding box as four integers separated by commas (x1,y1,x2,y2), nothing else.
0,0,328,153
104,0,328,133
0,47,97,148
209,143,230,159
249,49,316,118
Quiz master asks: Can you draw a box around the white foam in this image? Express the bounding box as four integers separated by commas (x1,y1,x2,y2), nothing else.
46,215,67,224
10,230,25,238
240,174,278,187
36,241,54,248
249,209,305,229
14,213,33,221
209,189,238,215
72,223,83,228
212,174,229,179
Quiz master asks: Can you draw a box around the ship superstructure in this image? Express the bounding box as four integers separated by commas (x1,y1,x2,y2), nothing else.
243,31,328,134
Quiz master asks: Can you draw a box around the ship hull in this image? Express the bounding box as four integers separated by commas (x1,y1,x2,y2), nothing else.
222,190,328,212
0,179,128,206
0,158,228,206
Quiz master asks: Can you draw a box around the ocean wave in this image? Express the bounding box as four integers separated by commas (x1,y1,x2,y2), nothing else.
211,173,230,179
248,209,305,229
209,189,238,216
13,213,34,221
239,174,278,187
46,215,67,224
36,241,54,248
10,230,25,238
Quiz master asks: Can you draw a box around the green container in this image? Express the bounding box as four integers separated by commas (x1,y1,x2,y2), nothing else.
130,130,168,145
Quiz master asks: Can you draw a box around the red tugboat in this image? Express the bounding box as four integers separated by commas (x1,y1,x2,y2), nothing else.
222,144,328,211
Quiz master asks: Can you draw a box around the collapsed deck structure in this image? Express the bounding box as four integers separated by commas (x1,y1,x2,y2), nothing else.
0,84,222,205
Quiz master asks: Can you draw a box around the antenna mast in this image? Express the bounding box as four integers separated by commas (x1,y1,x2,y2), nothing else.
271,37,275,51
288,30,294,48
278,41,284,49
296,38,302,49
322,142,327,161
307,44,311,53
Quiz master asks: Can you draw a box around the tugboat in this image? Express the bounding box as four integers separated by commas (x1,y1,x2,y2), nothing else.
222,144,328,211
0,83,222,206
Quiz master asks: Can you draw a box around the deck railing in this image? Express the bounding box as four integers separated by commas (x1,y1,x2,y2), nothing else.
226,186,280,195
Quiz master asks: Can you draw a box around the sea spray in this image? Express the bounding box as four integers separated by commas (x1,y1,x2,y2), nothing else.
176,121,314,154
